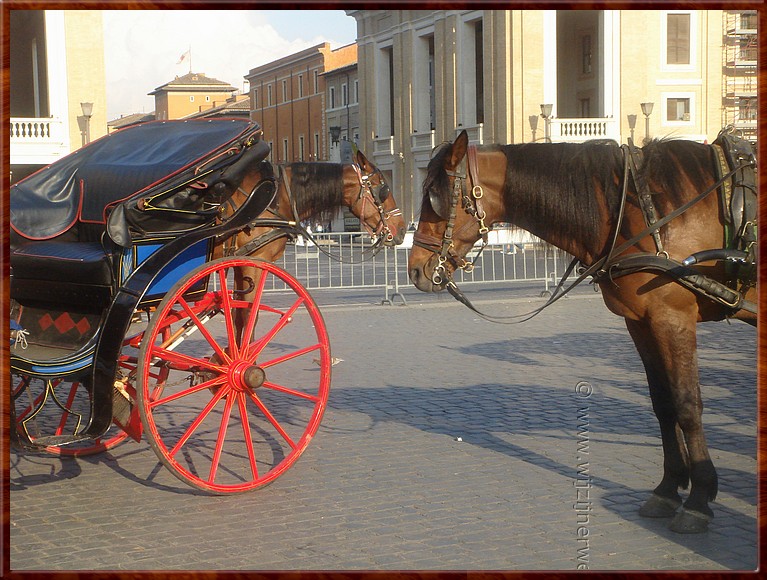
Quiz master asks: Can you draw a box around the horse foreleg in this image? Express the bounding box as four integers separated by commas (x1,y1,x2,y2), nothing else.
626,316,717,533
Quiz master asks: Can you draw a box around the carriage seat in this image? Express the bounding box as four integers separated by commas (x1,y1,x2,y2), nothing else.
11,240,114,309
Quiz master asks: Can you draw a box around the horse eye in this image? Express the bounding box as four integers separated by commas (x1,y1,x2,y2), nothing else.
378,184,390,202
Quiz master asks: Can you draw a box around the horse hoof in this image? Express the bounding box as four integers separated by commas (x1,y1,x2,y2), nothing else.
638,494,681,518
669,508,711,534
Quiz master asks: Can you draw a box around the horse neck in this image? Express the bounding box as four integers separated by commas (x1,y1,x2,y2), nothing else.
280,162,348,222
498,143,616,263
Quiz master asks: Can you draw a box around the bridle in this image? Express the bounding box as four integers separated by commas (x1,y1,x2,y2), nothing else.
412,145,490,285
351,163,401,244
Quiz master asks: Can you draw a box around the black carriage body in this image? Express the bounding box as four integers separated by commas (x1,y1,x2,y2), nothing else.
10,119,275,442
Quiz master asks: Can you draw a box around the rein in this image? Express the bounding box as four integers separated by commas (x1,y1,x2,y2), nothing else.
424,143,755,324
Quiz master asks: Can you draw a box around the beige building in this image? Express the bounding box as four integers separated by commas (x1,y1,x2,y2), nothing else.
347,9,757,223
10,10,107,182
149,72,238,120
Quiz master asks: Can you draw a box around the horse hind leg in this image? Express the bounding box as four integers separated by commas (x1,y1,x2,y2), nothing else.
625,317,717,533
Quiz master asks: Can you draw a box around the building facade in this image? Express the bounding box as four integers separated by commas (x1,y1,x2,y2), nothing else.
149,72,238,120
347,9,756,224
245,42,357,163
10,10,107,182
323,62,360,163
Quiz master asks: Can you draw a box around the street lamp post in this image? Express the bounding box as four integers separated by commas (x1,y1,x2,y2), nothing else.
640,102,654,145
80,102,93,146
627,114,637,144
540,103,553,142
528,115,539,142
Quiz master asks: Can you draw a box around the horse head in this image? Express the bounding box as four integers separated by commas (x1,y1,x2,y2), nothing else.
349,150,406,246
409,130,495,292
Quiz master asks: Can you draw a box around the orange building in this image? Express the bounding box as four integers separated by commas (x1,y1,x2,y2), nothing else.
149,72,237,120
245,42,357,163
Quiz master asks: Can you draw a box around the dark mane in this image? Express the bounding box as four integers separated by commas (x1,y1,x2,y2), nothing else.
640,139,714,206
286,162,345,221
501,141,623,251
423,138,714,255
421,141,453,211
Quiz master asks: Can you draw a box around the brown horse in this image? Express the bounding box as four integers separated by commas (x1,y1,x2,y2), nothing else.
408,129,757,533
214,149,406,339
217,148,405,262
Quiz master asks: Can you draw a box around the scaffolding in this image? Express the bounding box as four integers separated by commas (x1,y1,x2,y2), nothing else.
722,11,757,144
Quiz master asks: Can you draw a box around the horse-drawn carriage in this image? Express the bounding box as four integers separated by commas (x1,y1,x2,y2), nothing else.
9,118,402,494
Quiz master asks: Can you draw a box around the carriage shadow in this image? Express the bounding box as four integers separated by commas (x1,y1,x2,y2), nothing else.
9,443,201,496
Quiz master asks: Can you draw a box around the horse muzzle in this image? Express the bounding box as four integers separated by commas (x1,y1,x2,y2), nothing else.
408,254,448,293
385,225,406,246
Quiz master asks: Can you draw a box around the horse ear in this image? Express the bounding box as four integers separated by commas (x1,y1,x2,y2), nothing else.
448,130,469,169
355,149,372,171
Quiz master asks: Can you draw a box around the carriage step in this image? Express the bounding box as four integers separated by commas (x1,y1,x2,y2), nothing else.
28,434,95,448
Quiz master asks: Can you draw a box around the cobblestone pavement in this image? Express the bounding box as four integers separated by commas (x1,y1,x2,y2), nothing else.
9,291,758,572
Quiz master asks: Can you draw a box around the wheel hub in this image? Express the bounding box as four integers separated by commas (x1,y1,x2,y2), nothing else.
229,360,266,392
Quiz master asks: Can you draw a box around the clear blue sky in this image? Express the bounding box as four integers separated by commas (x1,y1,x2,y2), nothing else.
103,10,358,120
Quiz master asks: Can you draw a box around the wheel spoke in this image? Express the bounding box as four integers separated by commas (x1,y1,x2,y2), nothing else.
241,269,267,352
208,391,236,483
178,297,230,364
148,346,224,373
236,393,260,481
168,387,229,458
246,390,297,450
217,267,239,358
246,296,305,359
150,375,226,408
262,381,320,402
258,343,322,368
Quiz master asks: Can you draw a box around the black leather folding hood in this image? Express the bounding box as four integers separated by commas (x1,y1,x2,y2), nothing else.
11,119,261,241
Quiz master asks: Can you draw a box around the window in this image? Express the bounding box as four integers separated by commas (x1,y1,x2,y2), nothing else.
314,132,320,160
428,37,435,130
353,80,359,104
282,138,289,162
740,12,757,30
253,88,259,108
298,74,304,98
205,95,211,102
739,37,757,61
299,135,305,161
314,71,319,94
581,34,592,75
282,79,288,102
329,86,336,109
267,84,273,106
666,13,690,65
190,95,195,102
738,97,756,121
474,20,484,125
342,83,348,107
665,96,691,122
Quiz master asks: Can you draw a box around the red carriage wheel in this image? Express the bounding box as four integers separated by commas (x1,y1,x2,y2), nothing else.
12,374,129,456
136,257,331,494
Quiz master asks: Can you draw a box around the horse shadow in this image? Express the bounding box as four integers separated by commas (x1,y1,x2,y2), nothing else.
326,378,756,569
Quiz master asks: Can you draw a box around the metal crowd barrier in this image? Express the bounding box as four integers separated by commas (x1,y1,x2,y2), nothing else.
263,229,577,304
